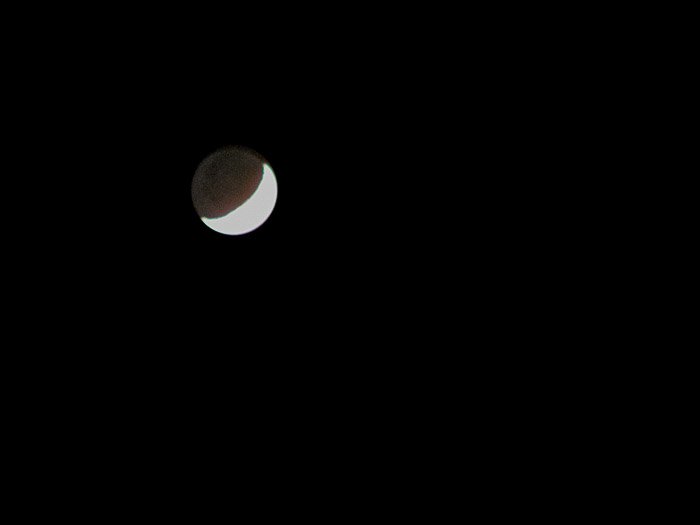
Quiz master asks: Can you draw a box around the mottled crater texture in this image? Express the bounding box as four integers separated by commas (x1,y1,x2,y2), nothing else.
192,146,264,219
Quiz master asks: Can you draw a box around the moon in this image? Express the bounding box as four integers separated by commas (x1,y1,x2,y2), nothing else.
191,146,278,235
201,164,277,235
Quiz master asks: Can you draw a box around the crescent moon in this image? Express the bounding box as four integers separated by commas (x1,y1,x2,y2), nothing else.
200,163,278,235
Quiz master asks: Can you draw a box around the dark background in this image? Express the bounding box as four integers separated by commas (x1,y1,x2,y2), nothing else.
7,8,471,387
2,2,626,381
6,1,631,423
7,12,476,483
0,6,667,512
1,5,645,507
6,7,600,382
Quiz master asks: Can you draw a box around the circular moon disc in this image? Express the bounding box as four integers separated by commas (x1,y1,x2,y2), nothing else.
191,146,278,235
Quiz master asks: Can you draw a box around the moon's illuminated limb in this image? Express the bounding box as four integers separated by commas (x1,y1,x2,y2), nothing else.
201,164,278,235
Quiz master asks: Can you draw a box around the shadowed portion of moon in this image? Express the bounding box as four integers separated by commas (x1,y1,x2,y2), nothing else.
191,146,264,219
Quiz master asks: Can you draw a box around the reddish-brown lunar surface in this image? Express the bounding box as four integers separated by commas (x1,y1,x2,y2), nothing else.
191,146,264,219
